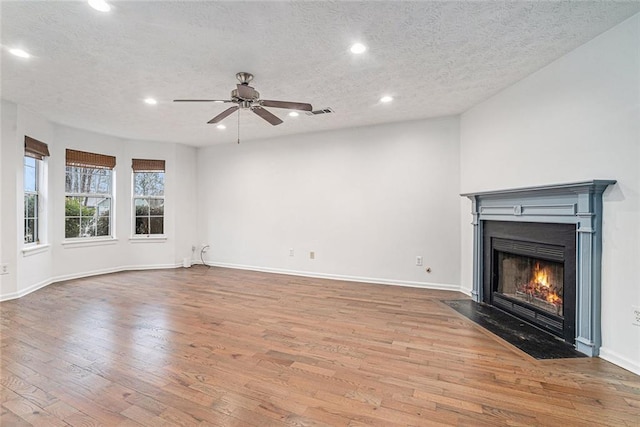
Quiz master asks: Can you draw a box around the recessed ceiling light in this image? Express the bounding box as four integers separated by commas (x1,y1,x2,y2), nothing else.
88,0,111,12
288,111,299,117
144,98,158,105
380,96,393,103
350,43,367,54
9,48,30,58
216,124,226,130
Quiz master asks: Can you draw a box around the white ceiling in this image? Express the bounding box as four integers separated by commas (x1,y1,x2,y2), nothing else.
2,1,639,147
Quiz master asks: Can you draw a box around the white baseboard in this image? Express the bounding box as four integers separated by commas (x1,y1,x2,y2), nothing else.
51,266,131,284
0,278,54,302
0,262,184,302
202,261,463,292
2,260,461,301
599,347,640,376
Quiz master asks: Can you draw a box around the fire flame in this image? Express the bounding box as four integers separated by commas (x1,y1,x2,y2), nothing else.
533,262,550,288
528,262,562,305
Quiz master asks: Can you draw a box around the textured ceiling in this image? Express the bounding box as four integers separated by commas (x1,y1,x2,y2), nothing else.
2,1,639,147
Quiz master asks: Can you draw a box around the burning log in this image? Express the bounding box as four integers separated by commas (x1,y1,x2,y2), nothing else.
516,280,563,316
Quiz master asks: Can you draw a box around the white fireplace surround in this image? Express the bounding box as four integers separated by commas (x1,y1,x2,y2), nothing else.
462,180,616,357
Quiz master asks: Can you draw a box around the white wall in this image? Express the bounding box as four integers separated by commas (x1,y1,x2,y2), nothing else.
174,143,198,265
0,101,198,299
460,14,640,373
197,117,461,289
0,101,19,296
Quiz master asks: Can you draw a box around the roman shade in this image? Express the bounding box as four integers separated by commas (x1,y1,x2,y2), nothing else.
131,158,165,172
24,136,50,160
66,149,116,169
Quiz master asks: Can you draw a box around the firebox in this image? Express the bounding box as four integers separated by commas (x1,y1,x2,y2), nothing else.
483,221,576,343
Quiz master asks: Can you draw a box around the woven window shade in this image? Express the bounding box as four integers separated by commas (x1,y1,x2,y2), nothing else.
24,136,50,160
132,158,165,172
66,149,116,169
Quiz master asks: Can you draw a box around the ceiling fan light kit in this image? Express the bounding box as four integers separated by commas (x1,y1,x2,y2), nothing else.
174,72,313,129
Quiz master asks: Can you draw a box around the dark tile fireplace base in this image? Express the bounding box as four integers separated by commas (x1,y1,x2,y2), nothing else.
443,299,585,360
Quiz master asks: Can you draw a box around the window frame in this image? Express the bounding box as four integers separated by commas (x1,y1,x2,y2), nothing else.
23,155,40,245
64,149,116,241
131,162,166,238
23,136,50,247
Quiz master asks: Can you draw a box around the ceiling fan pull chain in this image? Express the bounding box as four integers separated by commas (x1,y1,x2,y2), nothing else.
237,108,241,144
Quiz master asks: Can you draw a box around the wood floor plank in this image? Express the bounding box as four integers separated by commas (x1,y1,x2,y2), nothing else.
1,266,639,426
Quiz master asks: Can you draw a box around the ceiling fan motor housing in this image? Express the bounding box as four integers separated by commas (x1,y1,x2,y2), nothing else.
231,88,260,104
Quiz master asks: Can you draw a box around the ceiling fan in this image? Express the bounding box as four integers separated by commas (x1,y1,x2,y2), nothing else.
173,72,313,126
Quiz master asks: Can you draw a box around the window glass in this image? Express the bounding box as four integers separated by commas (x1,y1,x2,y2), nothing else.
24,156,37,192
64,166,113,239
133,171,165,235
134,172,164,196
24,156,39,244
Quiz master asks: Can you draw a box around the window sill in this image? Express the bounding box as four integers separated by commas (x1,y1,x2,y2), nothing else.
129,235,167,243
62,237,118,249
22,244,51,257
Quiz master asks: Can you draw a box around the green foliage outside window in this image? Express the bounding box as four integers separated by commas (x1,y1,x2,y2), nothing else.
64,197,110,238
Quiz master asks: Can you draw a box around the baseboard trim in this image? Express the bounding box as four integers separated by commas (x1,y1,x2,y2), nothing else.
599,347,640,376
201,261,462,292
0,262,184,302
0,278,53,302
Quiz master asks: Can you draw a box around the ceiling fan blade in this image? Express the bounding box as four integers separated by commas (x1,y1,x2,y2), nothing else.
236,84,257,100
207,106,239,124
261,100,313,111
252,106,283,126
174,99,232,103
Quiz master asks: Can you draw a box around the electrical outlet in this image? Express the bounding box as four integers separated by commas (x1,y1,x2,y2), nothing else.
191,245,196,252
310,251,315,260
289,248,294,257
416,256,423,266
633,306,640,327
0,264,8,275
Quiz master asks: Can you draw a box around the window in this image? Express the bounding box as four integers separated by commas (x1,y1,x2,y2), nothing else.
65,149,115,239
132,159,165,236
24,136,50,244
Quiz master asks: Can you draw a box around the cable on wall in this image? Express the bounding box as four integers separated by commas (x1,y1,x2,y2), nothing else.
200,245,211,268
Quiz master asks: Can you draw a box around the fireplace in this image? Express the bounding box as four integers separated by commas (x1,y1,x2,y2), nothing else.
462,180,616,356
483,221,576,342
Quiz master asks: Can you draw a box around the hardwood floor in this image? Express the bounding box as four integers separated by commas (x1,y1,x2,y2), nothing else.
1,266,639,426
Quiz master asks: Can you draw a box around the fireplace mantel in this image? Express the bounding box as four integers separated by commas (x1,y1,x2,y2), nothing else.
461,180,616,356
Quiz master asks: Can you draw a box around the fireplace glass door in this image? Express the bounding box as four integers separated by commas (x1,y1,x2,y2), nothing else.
495,253,564,317
483,221,576,343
